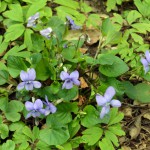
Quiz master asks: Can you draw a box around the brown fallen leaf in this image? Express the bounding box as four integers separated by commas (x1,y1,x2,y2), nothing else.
64,29,101,45
79,48,88,54
78,95,86,106
121,146,132,150
129,116,141,140
79,77,88,88
143,112,150,120
122,107,132,118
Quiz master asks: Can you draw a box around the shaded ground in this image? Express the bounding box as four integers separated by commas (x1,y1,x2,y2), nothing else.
120,100,150,150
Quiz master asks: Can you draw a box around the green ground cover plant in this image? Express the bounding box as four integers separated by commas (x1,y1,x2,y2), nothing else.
0,0,150,149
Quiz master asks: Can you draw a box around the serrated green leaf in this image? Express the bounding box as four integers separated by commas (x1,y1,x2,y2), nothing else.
54,0,79,9
108,124,125,136
0,124,9,139
23,126,33,140
131,33,143,44
33,126,40,140
4,24,25,42
82,127,103,146
24,29,33,51
3,45,30,59
80,2,92,13
39,127,70,146
2,140,15,150
68,119,80,138
0,70,9,85
108,108,124,125
57,86,78,101
81,105,100,128
131,23,150,34
105,130,119,147
99,54,129,77
7,55,27,78
3,4,23,22
5,101,24,122
9,122,25,132
5,112,21,122
106,0,117,12
127,10,142,25
99,137,115,150
26,0,47,19
0,1,7,13
0,36,8,54
134,0,150,17
36,141,50,150
0,97,8,111
62,46,76,60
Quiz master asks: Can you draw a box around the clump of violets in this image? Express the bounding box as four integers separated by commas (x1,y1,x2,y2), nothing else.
66,16,81,30
40,27,52,39
25,97,57,119
140,50,150,74
60,70,80,89
27,12,40,27
96,86,121,119
17,68,41,91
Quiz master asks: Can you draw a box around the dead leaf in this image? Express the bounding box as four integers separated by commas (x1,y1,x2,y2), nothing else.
78,95,86,106
79,48,88,54
122,107,132,117
129,116,141,140
121,146,132,150
79,77,88,88
64,29,101,45
143,112,150,120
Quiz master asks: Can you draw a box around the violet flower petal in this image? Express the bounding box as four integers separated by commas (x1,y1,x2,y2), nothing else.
40,27,52,39
110,100,121,107
70,70,79,79
100,106,110,119
144,66,150,74
140,57,149,67
25,83,34,91
60,71,70,80
28,68,36,80
62,80,73,89
48,103,57,113
96,94,107,106
33,81,42,88
104,86,116,102
25,101,34,111
17,82,25,90
145,50,150,63
72,79,80,86
26,112,32,119
32,111,41,118
33,99,43,110
20,71,28,81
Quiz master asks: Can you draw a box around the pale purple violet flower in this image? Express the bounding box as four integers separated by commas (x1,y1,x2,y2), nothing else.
140,50,150,74
17,68,41,91
25,99,44,119
27,12,40,27
40,27,52,39
96,86,121,119
42,96,57,116
66,16,81,30
60,70,80,89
